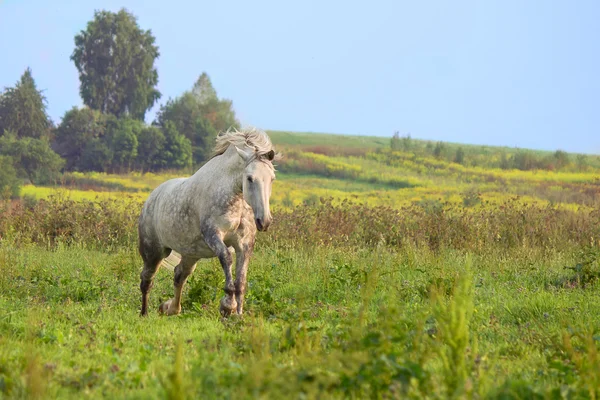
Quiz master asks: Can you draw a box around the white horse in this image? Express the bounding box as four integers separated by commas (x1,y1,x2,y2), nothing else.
137,128,278,317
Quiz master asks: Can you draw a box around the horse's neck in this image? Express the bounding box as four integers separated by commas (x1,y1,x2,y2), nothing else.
188,145,243,199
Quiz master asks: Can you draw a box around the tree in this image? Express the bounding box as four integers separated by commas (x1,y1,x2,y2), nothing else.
135,126,165,171
105,118,141,172
192,72,218,105
0,155,20,199
511,150,539,171
401,134,413,152
71,8,161,120
0,68,52,139
159,122,192,170
454,147,465,164
156,93,217,164
499,152,510,170
156,72,239,164
390,131,401,151
0,131,64,184
192,72,239,133
80,139,113,172
553,150,570,170
53,107,108,170
433,141,446,159
576,154,589,171
425,142,434,153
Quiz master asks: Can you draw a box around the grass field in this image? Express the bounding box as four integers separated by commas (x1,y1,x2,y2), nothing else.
1,130,600,398
2,237,600,398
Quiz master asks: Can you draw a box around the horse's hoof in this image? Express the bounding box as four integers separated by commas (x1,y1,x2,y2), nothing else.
158,300,171,315
219,297,238,318
158,299,180,316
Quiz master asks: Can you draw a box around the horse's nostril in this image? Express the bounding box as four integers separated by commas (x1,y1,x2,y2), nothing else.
256,218,264,231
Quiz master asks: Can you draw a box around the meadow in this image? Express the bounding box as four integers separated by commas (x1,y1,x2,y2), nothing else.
1,131,600,399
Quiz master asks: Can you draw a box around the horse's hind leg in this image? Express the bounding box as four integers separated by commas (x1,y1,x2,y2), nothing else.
140,245,168,316
159,256,198,316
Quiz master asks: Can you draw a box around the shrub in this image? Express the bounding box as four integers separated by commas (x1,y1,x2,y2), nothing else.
461,187,482,207
264,197,600,252
0,156,20,199
1,195,599,255
0,195,140,249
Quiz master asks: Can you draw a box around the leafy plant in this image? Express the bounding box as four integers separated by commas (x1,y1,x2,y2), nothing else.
564,245,600,287
461,187,482,207
430,262,481,398
185,266,223,309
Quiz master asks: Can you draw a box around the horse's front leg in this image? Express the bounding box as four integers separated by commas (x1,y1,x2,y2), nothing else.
204,230,237,317
233,241,254,315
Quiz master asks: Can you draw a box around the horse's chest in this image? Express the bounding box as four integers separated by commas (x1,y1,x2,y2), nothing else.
213,213,242,233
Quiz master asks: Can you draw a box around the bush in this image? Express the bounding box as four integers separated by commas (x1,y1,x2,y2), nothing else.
0,195,140,249
461,187,482,207
1,195,599,254
264,197,600,252
0,133,64,184
0,155,21,199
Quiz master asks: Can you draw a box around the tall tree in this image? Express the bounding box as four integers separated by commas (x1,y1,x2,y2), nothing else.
433,141,446,159
105,118,141,172
71,8,161,120
454,147,465,164
552,150,570,170
156,93,217,164
80,139,113,172
390,131,401,151
193,72,239,133
156,72,239,164
135,126,165,171
192,72,218,104
53,107,108,170
0,68,52,139
159,122,192,170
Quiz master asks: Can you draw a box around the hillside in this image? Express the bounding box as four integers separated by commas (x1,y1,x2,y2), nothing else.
18,130,600,211
268,131,600,209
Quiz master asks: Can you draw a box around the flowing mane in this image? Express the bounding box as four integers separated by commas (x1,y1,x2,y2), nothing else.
211,127,281,163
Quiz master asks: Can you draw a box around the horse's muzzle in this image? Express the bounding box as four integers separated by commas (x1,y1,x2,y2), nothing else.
255,218,270,232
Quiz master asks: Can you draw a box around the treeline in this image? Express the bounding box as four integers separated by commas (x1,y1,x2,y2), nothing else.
391,132,590,172
53,72,237,173
0,8,239,198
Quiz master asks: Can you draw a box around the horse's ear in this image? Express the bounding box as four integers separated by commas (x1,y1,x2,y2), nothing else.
266,150,275,161
235,146,251,162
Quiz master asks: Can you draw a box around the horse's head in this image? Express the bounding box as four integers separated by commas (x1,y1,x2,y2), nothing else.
235,147,276,231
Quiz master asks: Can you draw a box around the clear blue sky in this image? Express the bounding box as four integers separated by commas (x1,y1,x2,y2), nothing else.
1,0,599,153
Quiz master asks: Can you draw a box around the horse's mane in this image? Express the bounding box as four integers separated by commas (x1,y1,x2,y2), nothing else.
211,127,281,163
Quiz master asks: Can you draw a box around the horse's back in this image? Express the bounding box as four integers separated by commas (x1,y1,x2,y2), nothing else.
139,176,215,257
147,176,187,203
139,177,188,236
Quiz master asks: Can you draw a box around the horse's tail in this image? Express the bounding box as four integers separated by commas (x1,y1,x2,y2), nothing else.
160,251,182,272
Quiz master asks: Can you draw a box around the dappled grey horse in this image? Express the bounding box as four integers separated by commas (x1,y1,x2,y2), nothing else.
137,128,278,317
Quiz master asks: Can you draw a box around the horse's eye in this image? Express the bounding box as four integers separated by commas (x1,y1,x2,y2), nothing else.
247,176,254,183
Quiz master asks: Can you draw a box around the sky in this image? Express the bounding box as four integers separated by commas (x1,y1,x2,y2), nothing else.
0,0,599,153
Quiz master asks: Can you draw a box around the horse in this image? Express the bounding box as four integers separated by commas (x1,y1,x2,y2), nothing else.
137,127,278,317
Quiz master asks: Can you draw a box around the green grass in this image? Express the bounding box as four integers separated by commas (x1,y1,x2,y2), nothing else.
268,130,391,148
3,130,600,398
1,241,599,399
